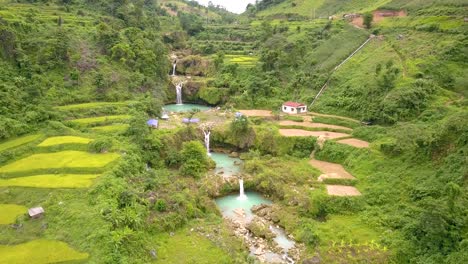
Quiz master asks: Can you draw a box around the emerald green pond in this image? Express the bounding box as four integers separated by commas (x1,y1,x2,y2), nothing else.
210,153,242,177
164,104,211,112
215,192,272,220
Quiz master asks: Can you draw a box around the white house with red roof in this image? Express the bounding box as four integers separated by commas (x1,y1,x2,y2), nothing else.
282,101,307,114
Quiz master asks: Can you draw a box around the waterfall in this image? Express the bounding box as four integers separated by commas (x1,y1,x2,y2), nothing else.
203,130,211,155
176,83,183,105
237,179,248,201
172,62,176,76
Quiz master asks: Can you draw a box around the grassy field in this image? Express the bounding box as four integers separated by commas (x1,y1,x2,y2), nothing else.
0,174,101,188
0,239,89,264
69,115,131,125
316,215,381,244
0,151,119,174
154,228,233,264
0,204,27,225
55,101,135,111
225,55,258,67
256,0,391,18
0,134,42,152
91,124,130,133
37,136,92,147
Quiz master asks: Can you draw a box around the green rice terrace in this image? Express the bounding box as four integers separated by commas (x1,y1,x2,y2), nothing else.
0,0,466,263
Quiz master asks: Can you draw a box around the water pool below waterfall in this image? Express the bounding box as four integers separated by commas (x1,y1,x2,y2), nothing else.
164,104,211,112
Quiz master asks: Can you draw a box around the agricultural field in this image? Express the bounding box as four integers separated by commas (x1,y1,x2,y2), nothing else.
37,136,92,147
0,151,119,174
55,101,136,111
0,174,101,188
91,124,130,133
0,134,42,152
0,204,28,225
0,240,89,264
225,55,258,67
68,115,131,126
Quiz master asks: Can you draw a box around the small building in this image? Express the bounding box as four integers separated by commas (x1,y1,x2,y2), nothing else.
147,119,159,128
28,207,44,219
282,101,307,114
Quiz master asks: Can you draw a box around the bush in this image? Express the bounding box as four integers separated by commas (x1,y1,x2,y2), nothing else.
199,87,226,105
179,141,210,178
89,137,113,153
284,115,304,122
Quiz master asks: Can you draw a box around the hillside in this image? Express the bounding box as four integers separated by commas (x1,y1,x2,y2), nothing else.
0,0,467,264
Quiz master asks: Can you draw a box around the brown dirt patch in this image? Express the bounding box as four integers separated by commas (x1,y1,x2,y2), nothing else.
279,129,350,139
279,120,353,131
308,112,360,123
309,159,355,181
326,185,361,196
239,110,273,117
351,10,407,27
336,138,370,148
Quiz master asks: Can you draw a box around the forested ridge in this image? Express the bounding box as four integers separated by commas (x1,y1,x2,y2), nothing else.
0,0,466,263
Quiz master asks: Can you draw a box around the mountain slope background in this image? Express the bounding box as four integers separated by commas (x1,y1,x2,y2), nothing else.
0,0,466,263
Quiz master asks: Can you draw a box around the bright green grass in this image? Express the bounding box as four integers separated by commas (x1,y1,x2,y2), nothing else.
379,16,465,30
256,0,391,18
0,174,101,188
69,115,131,125
154,229,232,264
316,215,381,245
92,124,130,132
0,151,120,173
225,55,258,67
0,204,27,225
37,136,92,147
0,134,42,152
0,239,89,264
55,101,135,110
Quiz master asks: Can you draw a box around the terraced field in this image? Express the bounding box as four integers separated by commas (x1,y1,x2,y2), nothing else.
225,55,258,67
0,174,101,188
0,204,27,225
0,134,42,152
0,240,89,264
68,115,131,126
91,124,130,133
55,101,135,111
37,136,92,147
0,151,119,174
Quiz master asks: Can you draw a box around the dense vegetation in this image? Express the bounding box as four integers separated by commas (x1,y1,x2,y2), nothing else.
0,0,466,263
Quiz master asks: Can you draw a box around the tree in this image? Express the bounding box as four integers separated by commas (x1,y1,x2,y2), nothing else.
229,115,255,149
363,12,373,29
179,141,210,178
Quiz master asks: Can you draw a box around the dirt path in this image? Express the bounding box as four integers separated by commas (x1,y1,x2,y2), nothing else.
279,129,350,139
239,110,273,117
309,112,360,123
336,138,370,148
326,185,361,196
309,159,355,181
279,120,353,131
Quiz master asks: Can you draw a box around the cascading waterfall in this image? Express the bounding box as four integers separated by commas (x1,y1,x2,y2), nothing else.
203,130,211,155
176,83,183,105
237,179,248,201
172,62,177,76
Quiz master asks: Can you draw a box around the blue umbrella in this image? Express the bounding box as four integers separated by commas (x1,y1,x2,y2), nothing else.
147,119,158,127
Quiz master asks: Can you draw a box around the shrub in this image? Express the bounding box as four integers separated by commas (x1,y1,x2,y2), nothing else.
179,141,210,178
89,137,113,153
